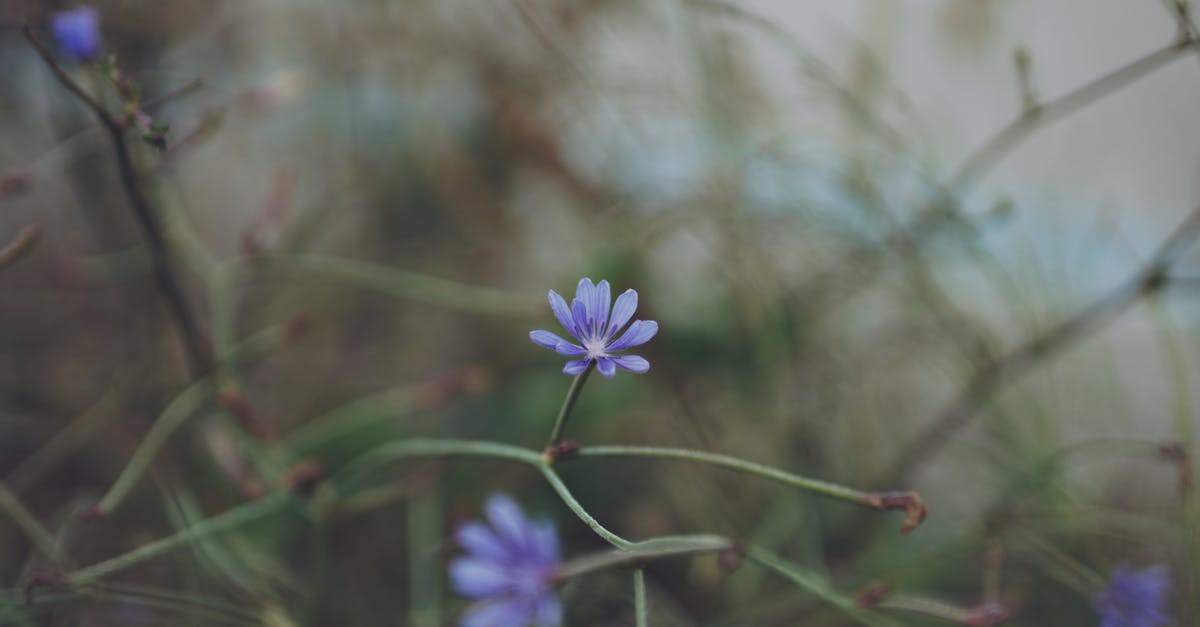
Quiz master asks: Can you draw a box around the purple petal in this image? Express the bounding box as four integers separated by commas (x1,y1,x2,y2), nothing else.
460,598,533,627
530,330,570,351
592,280,611,337
574,278,596,319
554,342,587,356
547,291,579,339
529,520,561,565
51,7,101,62
570,299,591,341
595,356,616,378
611,355,649,374
605,289,638,339
449,558,512,598
562,359,590,375
485,494,529,551
606,320,658,351
535,594,563,626
456,521,510,563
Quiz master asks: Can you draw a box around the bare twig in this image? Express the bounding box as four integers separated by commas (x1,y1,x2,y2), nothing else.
798,35,1197,307
883,203,1200,485
23,25,213,376
0,224,41,270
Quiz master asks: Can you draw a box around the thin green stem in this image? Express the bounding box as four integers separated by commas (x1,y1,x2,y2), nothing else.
95,378,214,515
332,438,544,489
557,535,731,580
547,362,596,447
634,569,648,627
745,546,895,627
68,493,294,585
0,483,59,559
575,445,872,506
538,465,631,548
95,322,292,515
249,254,539,318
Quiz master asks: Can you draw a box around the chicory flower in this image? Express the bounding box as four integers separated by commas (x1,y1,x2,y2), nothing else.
450,493,562,627
530,278,657,378
1092,563,1169,627
51,7,102,63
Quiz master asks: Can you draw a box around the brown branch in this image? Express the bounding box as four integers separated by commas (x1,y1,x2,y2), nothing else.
882,203,1200,486
23,24,213,377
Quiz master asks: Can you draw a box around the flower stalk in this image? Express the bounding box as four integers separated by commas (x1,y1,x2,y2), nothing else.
545,361,595,453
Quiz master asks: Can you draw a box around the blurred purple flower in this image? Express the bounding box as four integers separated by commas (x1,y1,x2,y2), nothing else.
51,7,101,63
450,493,562,627
1093,563,1169,627
530,278,657,378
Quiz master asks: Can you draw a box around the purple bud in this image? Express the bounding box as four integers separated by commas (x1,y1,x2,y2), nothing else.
51,7,101,63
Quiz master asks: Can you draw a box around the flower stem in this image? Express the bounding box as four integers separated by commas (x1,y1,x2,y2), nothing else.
67,493,295,585
546,361,596,448
634,569,648,627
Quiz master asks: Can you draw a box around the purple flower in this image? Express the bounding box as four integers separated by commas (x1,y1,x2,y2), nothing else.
1093,564,1169,627
450,493,562,627
529,278,657,378
51,7,101,63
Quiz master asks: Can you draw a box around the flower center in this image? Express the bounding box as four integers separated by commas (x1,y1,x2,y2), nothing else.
584,338,607,360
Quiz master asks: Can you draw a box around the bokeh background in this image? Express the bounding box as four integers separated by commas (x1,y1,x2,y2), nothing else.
1,0,1199,625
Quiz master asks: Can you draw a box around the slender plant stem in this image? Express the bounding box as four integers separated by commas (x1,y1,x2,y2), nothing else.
94,378,213,515
575,445,875,506
24,26,213,377
884,203,1200,485
249,253,539,318
0,483,59,560
67,492,294,585
557,535,731,579
0,224,40,270
634,569,648,627
94,322,294,515
547,362,596,447
745,546,894,627
538,465,632,548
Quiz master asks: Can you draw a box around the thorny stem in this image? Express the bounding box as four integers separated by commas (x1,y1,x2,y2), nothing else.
23,25,213,377
545,361,596,450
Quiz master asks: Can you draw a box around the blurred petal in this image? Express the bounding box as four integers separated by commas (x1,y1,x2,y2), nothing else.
562,359,590,375
605,289,638,339
596,356,616,378
485,493,529,550
456,522,509,563
449,558,512,598
611,355,649,373
554,342,587,356
529,520,560,564
548,290,578,339
606,320,658,351
530,330,569,351
461,598,531,627
535,594,563,626
593,280,611,336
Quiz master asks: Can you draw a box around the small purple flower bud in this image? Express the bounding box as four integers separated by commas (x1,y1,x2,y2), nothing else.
51,7,101,63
